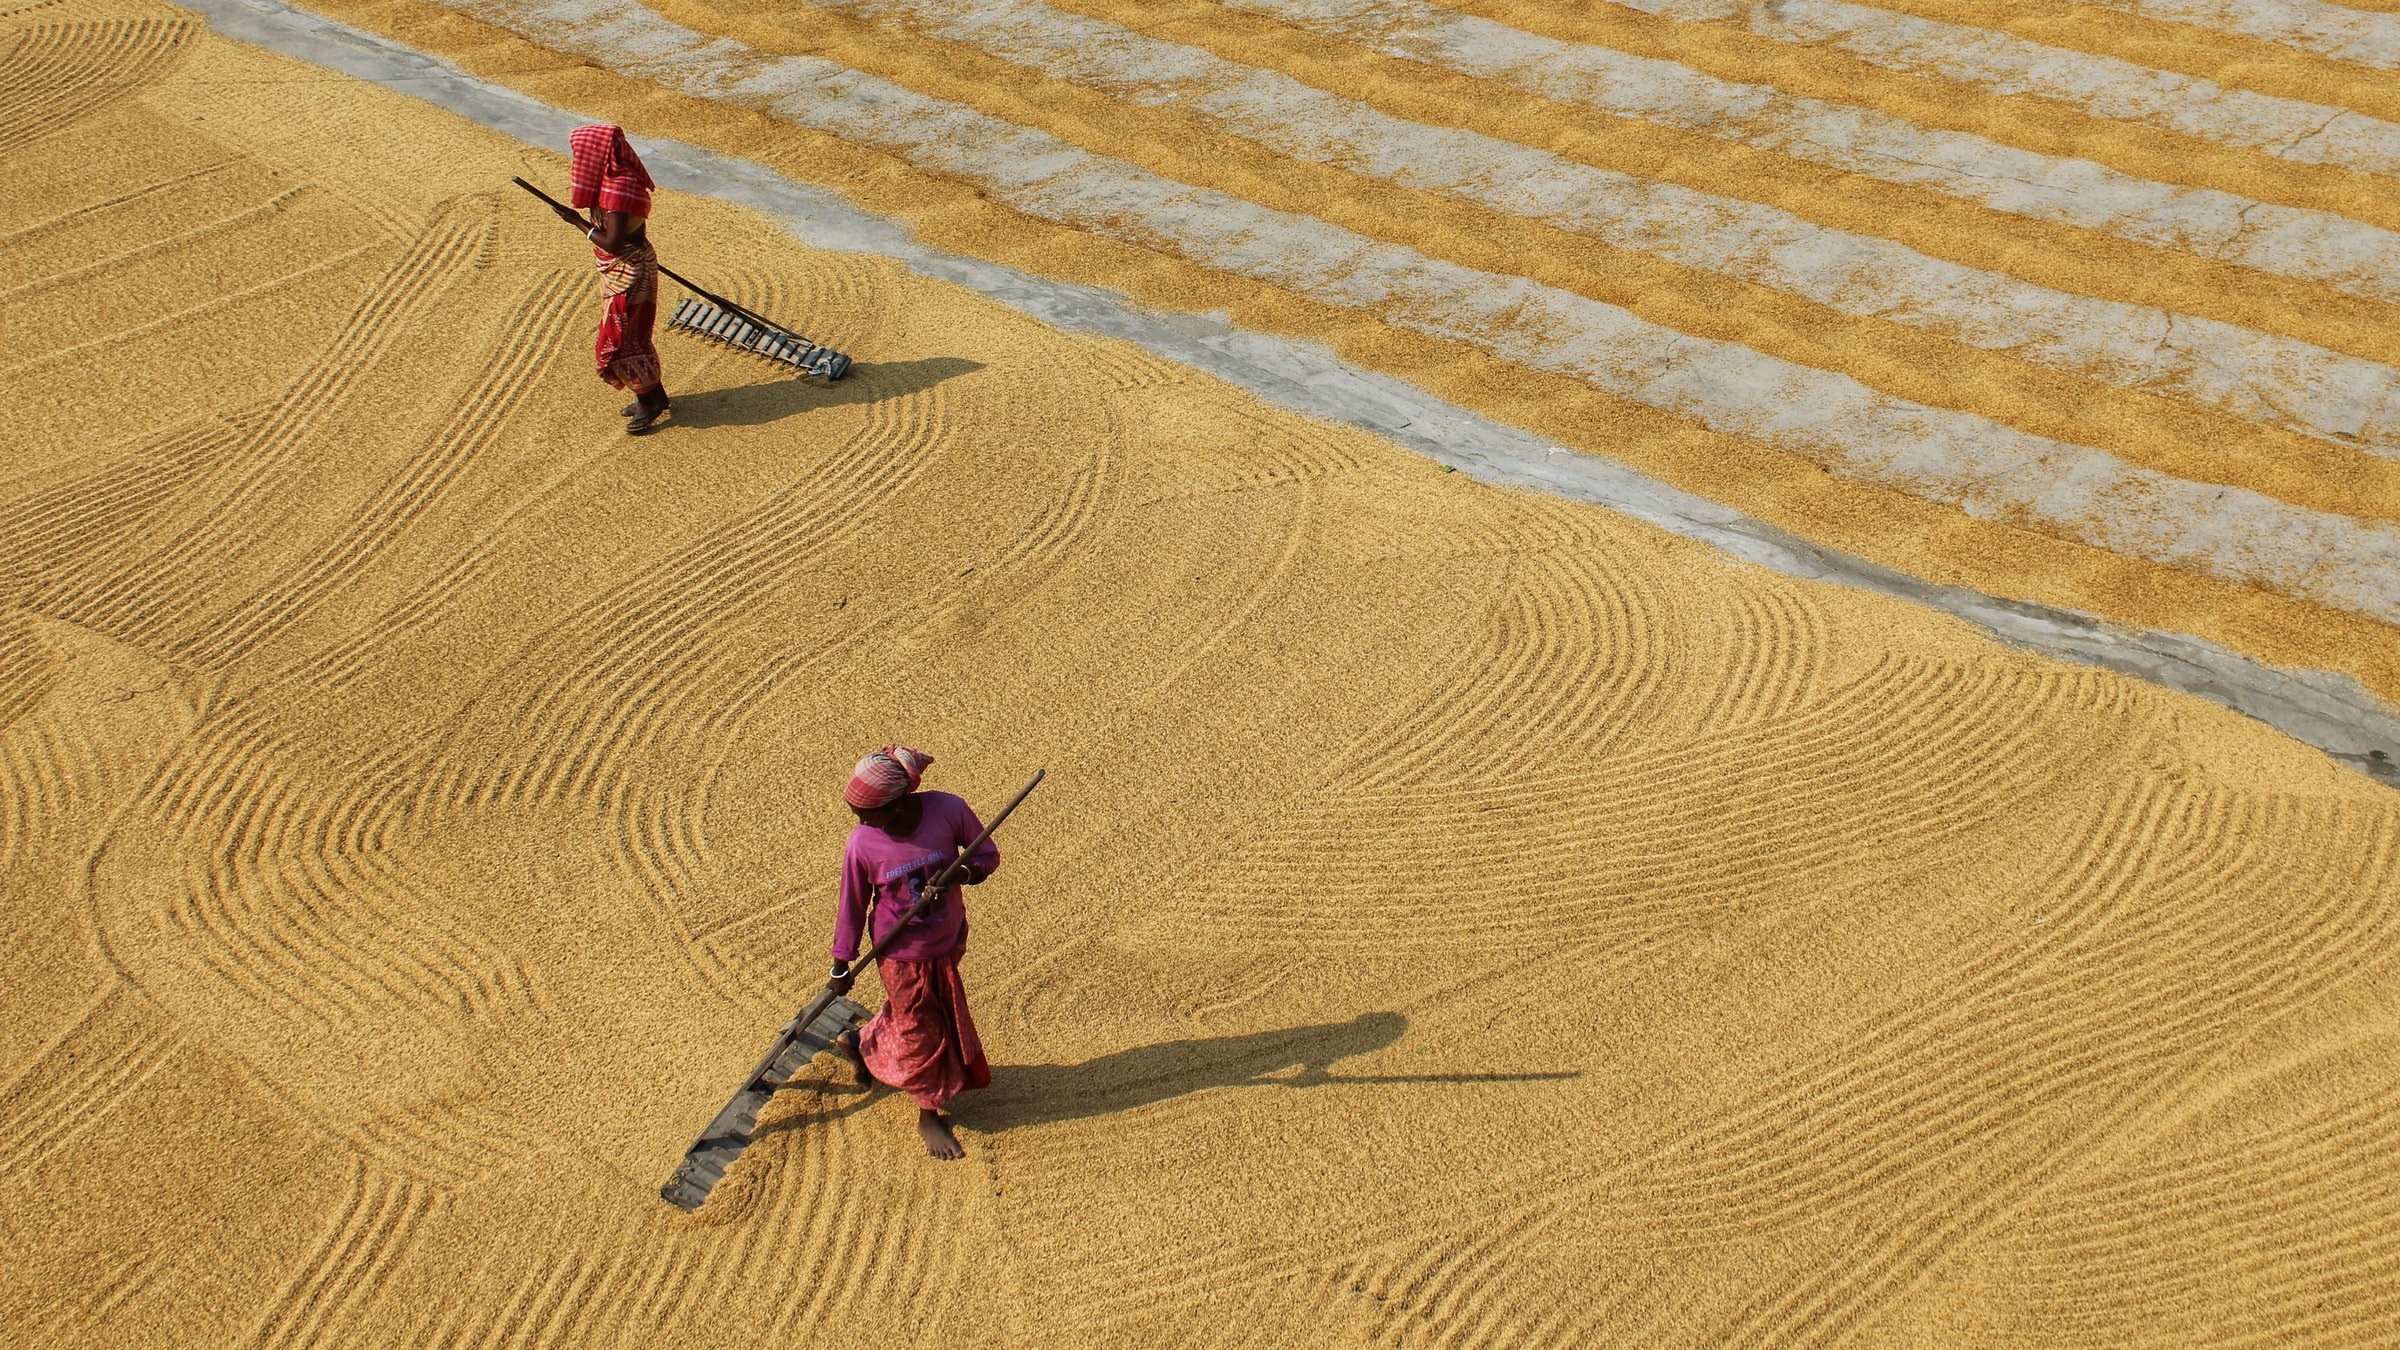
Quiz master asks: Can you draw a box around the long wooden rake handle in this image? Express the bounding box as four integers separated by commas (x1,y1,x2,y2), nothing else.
509,175,801,342
734,769,1047,1094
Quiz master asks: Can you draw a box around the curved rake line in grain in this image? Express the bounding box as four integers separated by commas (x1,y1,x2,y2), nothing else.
1137,400,1360,699
0,241,390,386
151,714,545,1043
615,1241,706,1339
1992,1145,2400,1337
325,1090,548,1191
232,801,537,1030
691,1114,830,1325
251,1158,443,1350
290,432,612,696
1689,581,1828,731
188,270,587,671
676,344,1129,989
1082,339,1185,391
770,1132,888,1334
1704,798,2400,1347
1366,802,2200,1346
648,341,1122,997
0,985,177,1180
0,610,54,733
798,255,876,338
0,159,244,251
402,1199,630,1349
538,386,969,984
0,712,82,871
0,19,189,147
0,703,117,877
542,347,1123,989
1320,764,2181,1342
1332,524,1683,792
68,1247,159,1334
1043,666,2092,1337
0,187,315,307
733,1097,856,1337
2035,1072,2400,1265
452,379,951,811
588,367,1032,816
500,1250,622,1349
1595,783,2231,1233
820,1157,931,1325
17,1246,161,1343
1180,643,1968,879
859,1168,974,1330
40,203,490,645
1175,660,2075,950
1935,1001,2400,1333
383,386,956,1003
432,1244,587,1350
0,418,245,592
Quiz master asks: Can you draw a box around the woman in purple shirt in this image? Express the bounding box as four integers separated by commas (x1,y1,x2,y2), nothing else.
828,745,998,1159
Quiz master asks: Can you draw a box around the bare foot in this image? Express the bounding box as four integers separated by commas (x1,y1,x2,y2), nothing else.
834,1028,878,1088
918,1109,964,1160
621,402,641,417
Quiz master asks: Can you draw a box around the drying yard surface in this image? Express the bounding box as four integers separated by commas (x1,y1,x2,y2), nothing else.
6,0,2400,1344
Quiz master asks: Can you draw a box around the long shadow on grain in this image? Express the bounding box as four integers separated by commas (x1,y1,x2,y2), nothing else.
667,356,982,429
953,1012,1580,1133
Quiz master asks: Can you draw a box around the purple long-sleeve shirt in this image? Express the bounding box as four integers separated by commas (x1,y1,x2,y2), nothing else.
831,791,999,965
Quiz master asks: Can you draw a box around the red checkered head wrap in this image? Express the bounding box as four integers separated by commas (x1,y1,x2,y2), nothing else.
568,124,654,218
846,746,933,810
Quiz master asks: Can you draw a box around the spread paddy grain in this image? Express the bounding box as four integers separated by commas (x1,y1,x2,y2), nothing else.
7,0,2400,1344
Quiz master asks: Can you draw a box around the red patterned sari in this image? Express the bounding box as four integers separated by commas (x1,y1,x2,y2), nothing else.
594,242,662,394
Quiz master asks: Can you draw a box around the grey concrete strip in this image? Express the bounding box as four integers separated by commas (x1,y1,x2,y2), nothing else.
175,0,2400,786
2089,0,2400,71
1231,0,2400,307
799,0,2400,458
1619,0,2400,176
324,0,2400,626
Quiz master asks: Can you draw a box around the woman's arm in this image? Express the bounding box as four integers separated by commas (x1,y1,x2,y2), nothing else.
956,798,1000,883
830,848,869,964
590,207,642,255
546,203,642,254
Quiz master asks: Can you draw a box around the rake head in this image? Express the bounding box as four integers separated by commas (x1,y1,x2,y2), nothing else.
668,296,852,381
658,994,870,1212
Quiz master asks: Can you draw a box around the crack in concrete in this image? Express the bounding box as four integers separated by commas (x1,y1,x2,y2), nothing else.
179,0,2400,788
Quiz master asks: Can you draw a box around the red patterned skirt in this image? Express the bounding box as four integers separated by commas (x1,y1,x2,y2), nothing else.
593,243,662,394
860,947,990,1112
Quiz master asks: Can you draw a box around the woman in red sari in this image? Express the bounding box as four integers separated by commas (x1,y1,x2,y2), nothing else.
545,124,671,433
828,747,999,1160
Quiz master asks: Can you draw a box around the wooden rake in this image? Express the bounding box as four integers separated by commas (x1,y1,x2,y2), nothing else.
512,176,852,381
658,769,1046,1211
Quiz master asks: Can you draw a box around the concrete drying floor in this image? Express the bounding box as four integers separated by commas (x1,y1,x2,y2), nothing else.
7,0,2400,1344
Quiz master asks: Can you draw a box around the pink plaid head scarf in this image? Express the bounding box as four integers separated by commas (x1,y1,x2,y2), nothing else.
846,746,933,810
568,124,654,218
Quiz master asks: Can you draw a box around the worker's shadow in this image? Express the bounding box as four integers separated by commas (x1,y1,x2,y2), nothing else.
667,356,982,430
953,1012,1580,1133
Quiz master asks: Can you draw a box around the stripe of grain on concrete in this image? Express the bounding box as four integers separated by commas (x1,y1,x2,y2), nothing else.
798,0,2400,459
1226,0,2400,305
439,0,2400,623
1605,0,2400,174
2083,0,2400,69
